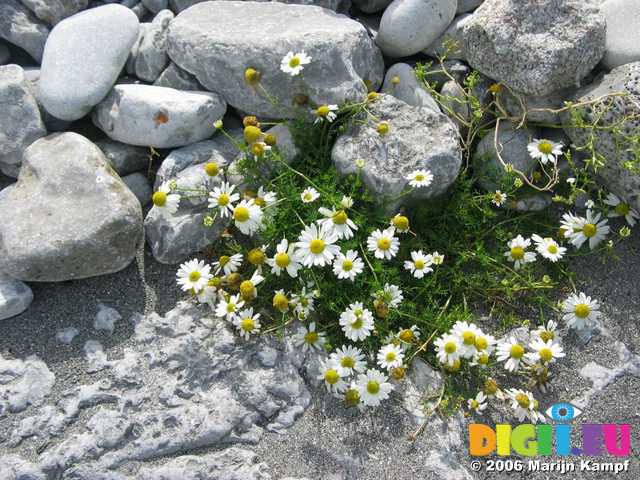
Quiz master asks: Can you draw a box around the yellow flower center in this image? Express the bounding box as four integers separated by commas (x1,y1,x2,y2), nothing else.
234,206,250,222
333,210,348,225
341,356,355,368
510,344,525,359
583,223,597,237
219,255,230,266
251,142,265,157
377,237,391,251
367,91,378,102
392,215,409,231
188,271,201,282
324,369,339,385
275,252,290,268
385,351,396,362
484,379,498,395
248,249,266,266
273,292,289,311
304,331,318,344
208,277,221,287
241,318,255,332
317,105,330,117
226,302,236,313
351,317,364,330
289,56,300,68
414,173,425,182
240,280,254,299
539,330,554,342
342,259,353,271
391,75,400,85
575,303,590,318
309,239,325,254
478,353,489,365
516,393,530,409
366,380,380,395
399,329,414,342
475,336,488,350
615,203,630,215
264,133,277,146
217,193,230,206
462,331,476,345
510,246,525,260
345,388,360,406
547,244,558,254
539,348,553,362
444,341,457,354
204,162,219,176
538,141,553,155
376,122,390,135
414,259,425,270
152,191,167,207
470,400,479,409
244,125,262,144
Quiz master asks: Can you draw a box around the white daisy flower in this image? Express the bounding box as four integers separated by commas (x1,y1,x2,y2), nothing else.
318,207,358,239
473,331,496,356
313,104,338,124
339,302,375,341
250,141,271,160
604,193,638,227
563,209,610,250
507,389,545,423
213,253,243,276
234,307,261,340
292,321,326,352
526,338,565,365
367,227,400,260
496,337,527,372
403,250,434,278
208,182,239,218
531,234,566,262
330,345,366,376
491,190,507,207
291,287,317,320
527,138,563,164
467,391,488,413
255,186,277,208
332,249,364,281
300,187,320,203
562,292,601,330
195,280,220,307
452,321,483,359
153,181,181,215
340,195,354,209
532,320,559,344
470,351,492,369
431,251,445,265
378,283,403,308
406,169,434,188
232,199,263,236
318,359,347,394
559,211,585,239
176,259,212,292
295,221,340,268
266,238,301,278
377,344,405,370
504,235,536,269
434,334,461,367
280,51,311,76
215,293,245,321
355,369,394,407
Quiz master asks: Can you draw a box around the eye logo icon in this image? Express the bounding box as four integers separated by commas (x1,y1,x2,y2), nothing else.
545,402,583,422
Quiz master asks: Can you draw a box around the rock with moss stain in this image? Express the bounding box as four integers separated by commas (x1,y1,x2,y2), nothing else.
0,133,143,282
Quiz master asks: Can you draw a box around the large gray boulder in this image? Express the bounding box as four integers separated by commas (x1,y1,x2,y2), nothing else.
0,133,143,282
376,0,457,58
19,0,89,25
463,0,606,96
563,63,640,212
601,0,640,70
167,1,384,119
381,63,439,112
0,274,33,321
95,138,149,176
423,14,472,61
92,84,226,148
39,5,140,121
332,94,461,211
21,67,72,133
153,61,202,90
0,0,49,63
127,9,174,82
0,65,46,178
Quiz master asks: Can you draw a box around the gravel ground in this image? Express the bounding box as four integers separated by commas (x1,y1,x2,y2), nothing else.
0,217,638,479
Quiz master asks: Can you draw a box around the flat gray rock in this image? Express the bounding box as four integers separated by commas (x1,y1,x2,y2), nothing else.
167,1,383,119
122,172,152,207
463,0,606,96
563,62,640,212
376,0,456,58
0,133,143,282
601,0,640,70
153,62,202,90
93,84,226,148
352,0,392,13
39,4,140,121
381,63,439,111
0,0,50,63
127,9,173,82
332,94,461,211
0,274,33,321
95,139,149,176
0,65,46,178
20,0,89,25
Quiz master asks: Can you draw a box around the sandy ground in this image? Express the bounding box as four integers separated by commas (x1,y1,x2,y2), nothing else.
0,209,638,479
